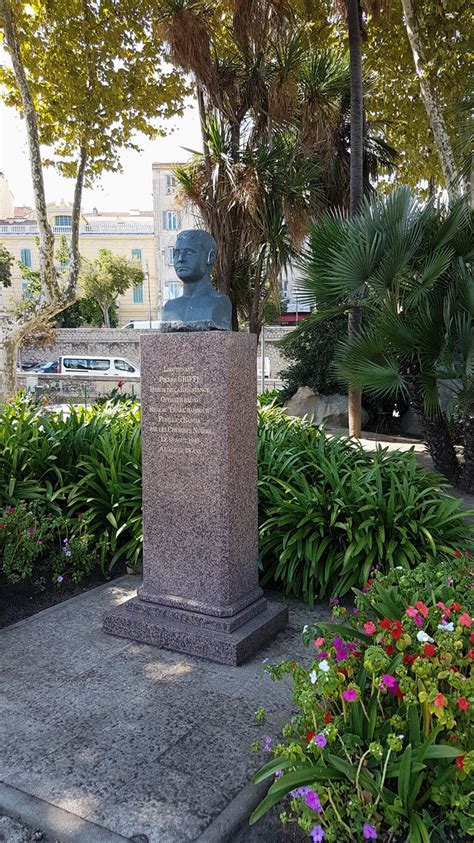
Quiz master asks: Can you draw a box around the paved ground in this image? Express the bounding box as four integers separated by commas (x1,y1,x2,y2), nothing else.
0,579,329,843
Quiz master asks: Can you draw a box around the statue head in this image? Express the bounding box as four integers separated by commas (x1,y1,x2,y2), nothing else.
173,229,217,284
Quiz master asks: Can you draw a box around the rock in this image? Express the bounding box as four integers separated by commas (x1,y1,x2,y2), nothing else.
400,407,424,437
283,386,368,428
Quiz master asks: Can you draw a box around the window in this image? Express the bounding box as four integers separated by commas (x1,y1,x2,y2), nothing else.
63,358,110,371
131,248,142,263
165,174,177,194
54,215,72,227
22,279,32,299
163,211,178,231
114,359,136,373
167,247,175,266
20,248,32,268
133,283,144,304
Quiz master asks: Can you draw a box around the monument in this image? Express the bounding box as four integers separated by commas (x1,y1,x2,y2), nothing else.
103,230,287,665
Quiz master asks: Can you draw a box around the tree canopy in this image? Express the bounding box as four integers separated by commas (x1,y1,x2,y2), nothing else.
80,249,145,328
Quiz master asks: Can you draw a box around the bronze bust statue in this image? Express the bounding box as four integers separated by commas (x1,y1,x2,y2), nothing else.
161,230,232,331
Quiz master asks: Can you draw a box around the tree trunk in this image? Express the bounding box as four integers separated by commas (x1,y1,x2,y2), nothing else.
409,386,461,485
400,0,463,202
0,0,58,299
102,305,111,329
0,320,18,403
346,0,364,437
459,407,474,493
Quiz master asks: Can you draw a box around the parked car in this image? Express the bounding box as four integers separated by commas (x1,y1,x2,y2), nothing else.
57,356,140,377
21,356,139,378
22,360,60,373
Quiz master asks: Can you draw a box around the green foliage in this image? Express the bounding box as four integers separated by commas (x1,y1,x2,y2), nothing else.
278,316,348,398
250,564,473,841
0,394,142,583
0,500,97,586
0,241,14,287
80,249,144,327
1,395,472,598
0,0,189,181
54,296,119,328
257,406,472,603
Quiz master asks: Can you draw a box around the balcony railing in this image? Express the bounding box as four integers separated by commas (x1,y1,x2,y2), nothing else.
0,222,154,235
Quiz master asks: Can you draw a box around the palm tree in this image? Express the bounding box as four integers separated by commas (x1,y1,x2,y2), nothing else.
159,0,396,336
296,187,473,490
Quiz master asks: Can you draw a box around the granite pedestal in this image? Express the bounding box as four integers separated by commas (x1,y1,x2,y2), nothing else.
104,331,287,664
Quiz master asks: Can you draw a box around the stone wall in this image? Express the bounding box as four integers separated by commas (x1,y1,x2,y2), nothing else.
24,325,294,385
17,372,140,402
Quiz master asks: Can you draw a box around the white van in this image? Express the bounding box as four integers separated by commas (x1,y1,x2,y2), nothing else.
58,356,140,378
121,320,161,330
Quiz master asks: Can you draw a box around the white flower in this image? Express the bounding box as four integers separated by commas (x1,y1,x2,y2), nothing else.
309,670,318,685
303,625,309,633
438,622,454,632
318,659,330,673
417,631,434,643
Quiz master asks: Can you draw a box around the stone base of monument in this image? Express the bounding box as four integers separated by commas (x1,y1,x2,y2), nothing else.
103,595,288,666
103,330,288,665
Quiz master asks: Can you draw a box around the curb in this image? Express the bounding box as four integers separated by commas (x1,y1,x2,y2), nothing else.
0,782,130,843
195,779,268,842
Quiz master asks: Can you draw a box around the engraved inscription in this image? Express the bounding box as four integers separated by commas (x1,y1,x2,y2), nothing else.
147,365,213,454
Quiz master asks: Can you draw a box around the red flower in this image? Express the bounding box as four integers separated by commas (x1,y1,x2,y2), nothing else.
365,578,374,588
0,524,4,529
450,666,460,673
395,687,405,699
385,644,394,656
455,755,466,771
306,731,315,743
450,602,461,612
423,644,436,657
457,697,469,711
468,649,474,660
470,632,474,644
465,549,471,558
415,601,429,618
290,662,297,670
390,621,404,640
324,712,332,724
455,550,462,558
403,653,418,666
434,693,447,708
450,733,458,741
379,618,391,630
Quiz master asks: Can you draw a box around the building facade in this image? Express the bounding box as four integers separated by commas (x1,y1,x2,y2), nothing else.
152,162,201,311
0,178,158,327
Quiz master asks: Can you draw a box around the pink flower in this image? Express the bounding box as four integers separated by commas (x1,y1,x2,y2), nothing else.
406,606,418,618
342,688,357,702
413,614,423,627
459,613,472,628
363,622,377,636
314,637,325,647
434,693,447,708
415,601,429,618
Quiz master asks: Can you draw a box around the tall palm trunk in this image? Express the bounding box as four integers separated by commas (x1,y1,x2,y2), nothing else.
408,379,461,485
346,0,364,437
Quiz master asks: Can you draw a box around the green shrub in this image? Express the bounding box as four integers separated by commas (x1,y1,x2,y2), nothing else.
1,394,472,598
250,566,474,842
278,316,347,399
258,406,473,603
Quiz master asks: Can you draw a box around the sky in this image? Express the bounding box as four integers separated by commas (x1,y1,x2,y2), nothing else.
0,97,202,213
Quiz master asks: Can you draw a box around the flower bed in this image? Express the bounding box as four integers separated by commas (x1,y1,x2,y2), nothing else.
250,553,473,842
